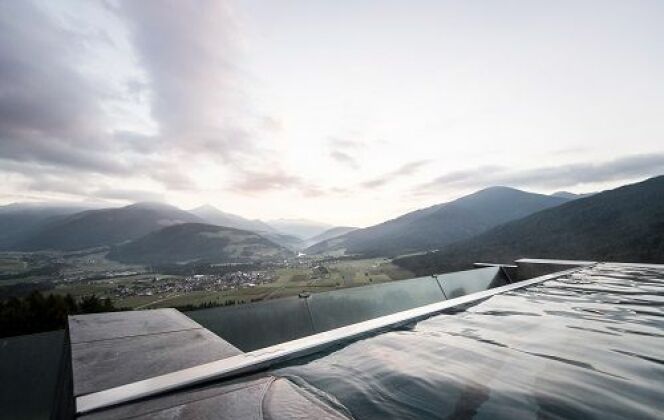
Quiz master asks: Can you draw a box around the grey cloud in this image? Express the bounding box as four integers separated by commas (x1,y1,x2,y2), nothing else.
119,0,251,161
147,167,196,191
230,167,332,198
428,165,503,185
328,137,362,150
261,116,283,132
93,188,165,203
0,1,121,173
330,150,359,169
328,137,366,170
360,178,389,189
25,176,89,196
418,153,664,194
0,159,98,199
125,78,149,102
232,170,303,193
393,160,429,176
0,1,252,199
360,160,431,188
1,157,176,203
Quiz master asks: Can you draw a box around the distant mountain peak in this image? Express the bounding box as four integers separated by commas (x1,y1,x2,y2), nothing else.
395,175,664,275
129,201,176,210
551,191,595,200
269,217,330,225
191,203,220,212
267,218,333,240
189,205,274,234
11,201,202,251
468,186,551,198
475,185,520,193
306,185,570,257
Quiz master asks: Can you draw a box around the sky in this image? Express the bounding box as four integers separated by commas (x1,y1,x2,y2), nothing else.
1,0,663,227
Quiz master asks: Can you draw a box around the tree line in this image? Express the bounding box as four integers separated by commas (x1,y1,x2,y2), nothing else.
0,291,117,338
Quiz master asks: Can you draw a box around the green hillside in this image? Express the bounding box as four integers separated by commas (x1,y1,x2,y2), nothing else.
107,223,293,264
17,202,202,251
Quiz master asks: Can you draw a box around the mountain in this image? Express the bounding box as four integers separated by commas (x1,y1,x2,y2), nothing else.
190,204,274,233
0,202,106,250
304,226,357,248
306,187,571,257
267,219,333,239
551,191,595,200
16,202,203,251
259,232,305,252
395,176,664,275
107,223,292,264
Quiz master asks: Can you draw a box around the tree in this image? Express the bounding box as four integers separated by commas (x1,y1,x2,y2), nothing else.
0,292,118,338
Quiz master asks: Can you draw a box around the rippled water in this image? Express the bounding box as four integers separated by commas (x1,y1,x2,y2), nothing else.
275,264,664,419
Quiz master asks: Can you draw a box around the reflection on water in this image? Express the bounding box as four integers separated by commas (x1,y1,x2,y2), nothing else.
275,264,664,419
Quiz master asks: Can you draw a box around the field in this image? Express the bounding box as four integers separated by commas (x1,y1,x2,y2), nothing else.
0,257,27,273
0,251,415,310
111,257,414,309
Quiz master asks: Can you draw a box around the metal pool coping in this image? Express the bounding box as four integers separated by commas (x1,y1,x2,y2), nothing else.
76,265,587,415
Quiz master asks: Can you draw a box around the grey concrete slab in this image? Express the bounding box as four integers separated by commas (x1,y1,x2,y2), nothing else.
72,328,241,396
80,377,272,420
69,308,200,344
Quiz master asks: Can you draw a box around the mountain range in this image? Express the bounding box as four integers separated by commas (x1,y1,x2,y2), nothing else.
0,202,100,250
395,175,664,275
12,202,203,251
189,205,275,234
1,176,661,269
305,187,571,257
188,207,309,251
0,201,333,252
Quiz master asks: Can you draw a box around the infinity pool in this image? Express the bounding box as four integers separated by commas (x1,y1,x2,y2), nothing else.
275,264,664,419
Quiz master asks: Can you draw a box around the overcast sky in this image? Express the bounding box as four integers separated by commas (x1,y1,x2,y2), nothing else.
1,0,663,226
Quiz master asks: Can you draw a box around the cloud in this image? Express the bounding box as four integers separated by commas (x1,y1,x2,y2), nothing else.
118,0,253,161
330,150,359,169
231,170,303,193
328,137,362,150
260,116,283,132
424,165,503,186
0,0,266,200
0,1,124,174
328,137,363,169
360,160,430,188
229,167,334,198
93,188,165,203
417,153,664,194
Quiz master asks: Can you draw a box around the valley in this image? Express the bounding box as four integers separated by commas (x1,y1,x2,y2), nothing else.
1,175,662,318
0,250,413,310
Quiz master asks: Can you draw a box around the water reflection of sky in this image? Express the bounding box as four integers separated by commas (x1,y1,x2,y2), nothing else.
276,264,664,419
